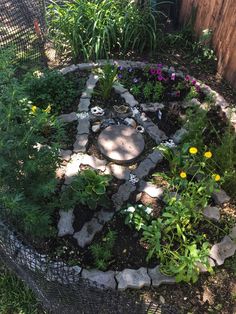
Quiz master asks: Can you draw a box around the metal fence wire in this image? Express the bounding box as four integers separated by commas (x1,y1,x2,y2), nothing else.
0,0,46,60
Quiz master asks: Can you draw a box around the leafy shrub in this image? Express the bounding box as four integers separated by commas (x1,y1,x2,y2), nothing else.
23,69,78,114
96,64,117,100
0,49,62,239
90,230,117,270
60,169,112,211
48,0,161,60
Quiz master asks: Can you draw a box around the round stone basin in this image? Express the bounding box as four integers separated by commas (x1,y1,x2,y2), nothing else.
98,125,145,164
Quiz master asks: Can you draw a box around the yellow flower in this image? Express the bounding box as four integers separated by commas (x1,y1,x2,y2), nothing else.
180,171,187,179
43,105,51,113
189,147,198,154
212,174,221,182
204,151,212,158
31,105,37,113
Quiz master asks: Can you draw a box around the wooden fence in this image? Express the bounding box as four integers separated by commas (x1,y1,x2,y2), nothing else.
179,0,236,89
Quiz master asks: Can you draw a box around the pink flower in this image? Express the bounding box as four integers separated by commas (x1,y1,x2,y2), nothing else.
157,63,163,68
195,84,200,92
150,68,156,75
157,75,163,81
156,69,162,75
171,73,176,80
185,75,190,81
192,79,197,85
176,91,180,97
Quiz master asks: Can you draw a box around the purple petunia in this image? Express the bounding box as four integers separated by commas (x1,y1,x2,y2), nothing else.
157,63,163,68
185,75,190,81
133,78,139,83
118,66,123,71
157,75,163,81
128,67,133,73
150,68,156,75
156,69,162,75
192,79,197,85
117,74,123,79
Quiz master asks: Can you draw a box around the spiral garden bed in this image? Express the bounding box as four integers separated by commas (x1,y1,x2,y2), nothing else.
3,60,236,292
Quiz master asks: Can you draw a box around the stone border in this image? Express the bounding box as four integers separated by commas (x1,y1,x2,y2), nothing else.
2,60,235,292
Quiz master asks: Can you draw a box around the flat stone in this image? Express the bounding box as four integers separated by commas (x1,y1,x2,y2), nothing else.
77,117,90,134
82,269,116,289
203,206,220,221
229,226,236,240
121,92,138,107
78,98,90,112
73,218,103,248
212,189,230,205
58,112,78,123
73,134,89,153
147,150,163,164
64,155,83,180
94,209,114,224
81,154,107,171
58,209,74,237
209,236,236,265
141,103,164,112
133,159,156,179
87,74,99,88
78,63,95,70
116,267,150,291
98,125,145,164
148,266,175,287
60,64,79,75
113,82,127,94
112,181,136,210
138,181,164,198
59,149,72,161
172,128,188,144
146,125,167,144
107,164,130,180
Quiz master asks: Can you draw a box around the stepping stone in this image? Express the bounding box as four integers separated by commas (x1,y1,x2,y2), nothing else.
73,218,103,248
106,164,130,180
73,134,89,153
203,206,220,221
81,269,116,289
81,154,107,171
209,236,236,265
98,125,145,164
58,112,78,123
212,189,230,205
138,181,164,198
78,98,90,112
77,117,90,134
116,267,150,291
57,209,74,237
148,266,175,287
133,158,156,179
59,149,72,161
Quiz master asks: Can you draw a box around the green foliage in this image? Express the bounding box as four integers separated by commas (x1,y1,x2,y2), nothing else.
121,204,153,231
0,49,61,239
23,69,78,114
60,169,112,211
143,82,153,100
48,0,162,60
0,263,43,314
97,64,117,100
130,84,141,97
185,86,199,101
153,81,165,102
90,229,117,270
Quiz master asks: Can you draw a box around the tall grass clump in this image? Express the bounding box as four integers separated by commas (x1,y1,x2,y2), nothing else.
48,0,166,60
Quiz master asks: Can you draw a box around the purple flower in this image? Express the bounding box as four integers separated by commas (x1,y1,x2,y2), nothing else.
118,66,123,71
128,67,133,72
157,63,163,68
195,84,200,92
171,73,176,80
157,75,163,81
192,79,197,85
150,68,156,75
176,91,181,97
156,69,162,75
185,75,190,81
117,74,123,79
133,78,138,83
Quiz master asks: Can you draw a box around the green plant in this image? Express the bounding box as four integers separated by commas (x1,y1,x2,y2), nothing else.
130,84,141,97
48,0,163,60
60,169,112,211
97,64,117,100
0,49,62,239
143,82,153,100
90,229,117,270
121,204,153,231
185,86,199,101
23,69,78,114
153,81,165,101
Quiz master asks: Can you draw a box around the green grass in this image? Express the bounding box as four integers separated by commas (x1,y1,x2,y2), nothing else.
0,263,44,314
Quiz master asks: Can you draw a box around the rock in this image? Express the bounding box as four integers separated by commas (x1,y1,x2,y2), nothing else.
98,125,145,164
121,92,138,107
182,98,201,108
124,118,137,128
172,128,188,144
107,164,130,180
60,64,79,75
148,266,175,287
73,134,89,153
133,158,156,179
147,150,163,164
209,236,236,265
212,189,230,205
78,63,95,70
141,102,164,112
57,209,74,237
229,226,236,240
94,209,114,224
146,125,167,144
86,73,99,90
81,154,107,171
92,124,101,133
113,83,127,94
73,218,103,248
64,154,83,179
116,267,151,291
203,206,220,221
159,296,165,304
77,117,90,134
138,181,164,198
58,112,78,123
112,181,136,210
78,98,90,112
59,149,72,161
81,269,116,289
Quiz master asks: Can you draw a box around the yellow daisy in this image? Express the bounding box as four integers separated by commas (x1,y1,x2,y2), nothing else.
180,171,187,179
189,147,198,154
43,105,51,113
31,105,37,113
204,151,212,158
212,174,221,182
